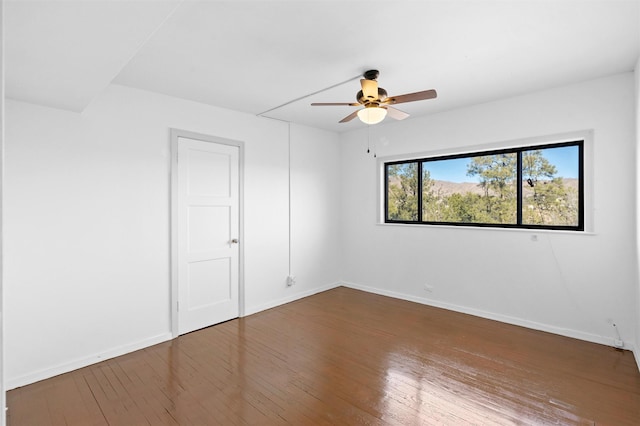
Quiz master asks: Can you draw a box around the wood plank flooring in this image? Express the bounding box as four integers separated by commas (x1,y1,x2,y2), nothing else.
7,287,640,425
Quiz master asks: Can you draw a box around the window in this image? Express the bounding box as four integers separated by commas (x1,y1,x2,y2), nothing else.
385,140,583,231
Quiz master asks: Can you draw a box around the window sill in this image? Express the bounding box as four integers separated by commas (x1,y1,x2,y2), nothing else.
376,221,596,235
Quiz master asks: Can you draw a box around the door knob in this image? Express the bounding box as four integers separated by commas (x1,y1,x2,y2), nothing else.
230,238,239,244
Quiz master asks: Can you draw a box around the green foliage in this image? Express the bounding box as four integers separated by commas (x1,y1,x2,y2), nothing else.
523,178,578,226
467,153,517,200
387,163,419,221
440,193,482,222
462,153,517,223
521,150,576,226
522,150,556,181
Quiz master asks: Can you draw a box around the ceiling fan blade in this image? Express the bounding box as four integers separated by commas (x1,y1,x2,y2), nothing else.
382,89,437,105
311,102,360,106
360,79,378,101
384,106,409,121
339,110,359,123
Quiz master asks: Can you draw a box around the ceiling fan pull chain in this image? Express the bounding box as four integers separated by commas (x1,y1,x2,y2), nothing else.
373,137,377,158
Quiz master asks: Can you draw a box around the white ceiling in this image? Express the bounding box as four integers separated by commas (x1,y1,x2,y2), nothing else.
6,0,640,133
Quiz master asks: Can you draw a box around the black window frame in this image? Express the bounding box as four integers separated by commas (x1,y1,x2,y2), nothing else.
384,140,584,231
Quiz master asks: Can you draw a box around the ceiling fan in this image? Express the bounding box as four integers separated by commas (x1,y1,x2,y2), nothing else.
311,70,437,125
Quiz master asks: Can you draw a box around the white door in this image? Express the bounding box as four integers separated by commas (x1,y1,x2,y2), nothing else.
177,136,240,335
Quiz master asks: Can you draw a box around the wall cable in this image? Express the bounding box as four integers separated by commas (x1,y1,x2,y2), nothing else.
256,115,293,282
288,121,292,277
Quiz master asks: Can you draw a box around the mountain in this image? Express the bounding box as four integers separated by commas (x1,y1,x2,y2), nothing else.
429,178,579,197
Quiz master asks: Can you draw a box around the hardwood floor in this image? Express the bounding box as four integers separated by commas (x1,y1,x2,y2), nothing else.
7,287,640,425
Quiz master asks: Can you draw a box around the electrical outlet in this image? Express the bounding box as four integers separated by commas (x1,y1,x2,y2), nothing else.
286,275,296,287
423,284,434,293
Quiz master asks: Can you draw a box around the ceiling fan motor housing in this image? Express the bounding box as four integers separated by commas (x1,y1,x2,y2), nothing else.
357,88,388,104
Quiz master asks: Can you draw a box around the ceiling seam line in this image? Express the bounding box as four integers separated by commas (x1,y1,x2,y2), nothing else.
111,0,186,82
256,74,361,117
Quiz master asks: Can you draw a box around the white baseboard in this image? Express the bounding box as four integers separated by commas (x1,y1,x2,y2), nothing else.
341,281,634,352
8,283,342,390
6,332,173,390
244,282,341,317
10,281,637,390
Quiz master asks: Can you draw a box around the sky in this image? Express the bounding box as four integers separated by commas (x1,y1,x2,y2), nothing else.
424,145,579,182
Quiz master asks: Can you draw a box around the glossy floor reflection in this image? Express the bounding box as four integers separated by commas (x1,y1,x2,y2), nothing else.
7,287,640,425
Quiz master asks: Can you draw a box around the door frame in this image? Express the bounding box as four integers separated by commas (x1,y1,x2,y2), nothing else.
169,128,245,338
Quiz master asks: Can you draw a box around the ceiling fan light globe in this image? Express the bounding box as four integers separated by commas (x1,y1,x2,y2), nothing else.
357,107,387,125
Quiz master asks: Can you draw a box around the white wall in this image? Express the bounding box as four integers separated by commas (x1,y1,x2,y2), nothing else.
340,73,638,349
0,0,6,421
4,85,341,388
4,71,638,388
635,57,640,371
289,124,342,301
